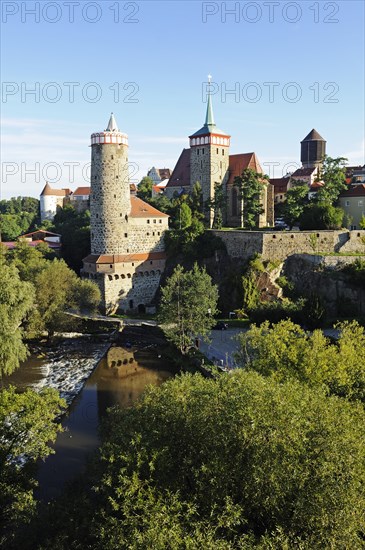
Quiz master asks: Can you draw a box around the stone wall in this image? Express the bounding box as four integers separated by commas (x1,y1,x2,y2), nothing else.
212,229,365,262
90,142,130,255
190,144,229,227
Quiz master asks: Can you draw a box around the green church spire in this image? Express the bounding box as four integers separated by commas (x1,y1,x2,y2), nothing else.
205,74,215,127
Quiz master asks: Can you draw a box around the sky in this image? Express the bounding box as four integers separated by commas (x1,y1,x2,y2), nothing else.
1,0,364,199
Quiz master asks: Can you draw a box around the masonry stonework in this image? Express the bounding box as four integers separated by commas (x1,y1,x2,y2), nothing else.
82,114,169,314
212,229,365,262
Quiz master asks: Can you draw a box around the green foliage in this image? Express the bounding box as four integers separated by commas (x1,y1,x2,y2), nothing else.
84,372,365,547
359,214,365,229
315,155,348,205
0,197,40,241
234,169,268,229
242,272,260,312
343,258,365,287
159,264,219,354
0,264,34,378
300,203,344,230
236,319,365,402
137,176,154,201
249,298,305,326
282,181,308,228
0,386,65,546
34,260,100,336
52,205,90,273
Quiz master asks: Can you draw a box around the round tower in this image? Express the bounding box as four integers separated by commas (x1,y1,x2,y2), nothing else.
300,129,326,169
90,113,130,255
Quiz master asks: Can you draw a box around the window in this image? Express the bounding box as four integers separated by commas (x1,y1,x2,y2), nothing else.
202,148,205,154
345,200,350,206
153,219,156,223
147,219,150,224
110,264,112,268
124,233,128,238
216,148,219,154
222,149,225,155
358,200,363,207
197,149,199,155
159,219,162,223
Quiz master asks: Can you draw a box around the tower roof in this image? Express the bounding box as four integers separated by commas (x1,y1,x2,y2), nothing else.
301,129,326,142
190,77,229,138
106,112,119,132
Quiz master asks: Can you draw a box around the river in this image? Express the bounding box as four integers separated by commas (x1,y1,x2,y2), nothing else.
4,334,175,502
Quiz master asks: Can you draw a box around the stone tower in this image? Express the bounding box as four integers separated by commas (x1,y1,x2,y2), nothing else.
301,129,326,169
90,113,130,255
82,114,169,315
189,79,231,227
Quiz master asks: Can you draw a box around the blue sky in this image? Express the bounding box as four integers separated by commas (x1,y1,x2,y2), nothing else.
1,0,364,198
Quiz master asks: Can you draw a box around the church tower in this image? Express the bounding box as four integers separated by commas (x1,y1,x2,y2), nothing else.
90,113,130,255
189,78,230,227
301,129,326,169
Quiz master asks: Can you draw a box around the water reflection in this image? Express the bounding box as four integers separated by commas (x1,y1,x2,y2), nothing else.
35,345,173,502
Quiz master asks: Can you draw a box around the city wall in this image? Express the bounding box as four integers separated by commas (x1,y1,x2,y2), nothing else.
212,229,365,261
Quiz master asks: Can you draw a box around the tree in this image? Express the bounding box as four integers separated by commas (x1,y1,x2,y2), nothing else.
234,169,268,229
52,205,90,273
0,386,64,546
189,181,204,219
84,371,365,548
206,182,226,229
235,319,365,402
299,203,344,230
282,181,308,228
137,177,154,201
159,264,218,354
359,214,365,229
315,155,348,205
35,260,100,337
0,264,34,378
178,202,192,231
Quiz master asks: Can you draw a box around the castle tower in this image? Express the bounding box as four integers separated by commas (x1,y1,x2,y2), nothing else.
189,77,231,227
90,113,130,255
82,114,169,315
300,129,326,169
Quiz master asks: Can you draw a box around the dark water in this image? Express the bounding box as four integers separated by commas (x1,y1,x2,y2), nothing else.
27,345,174,501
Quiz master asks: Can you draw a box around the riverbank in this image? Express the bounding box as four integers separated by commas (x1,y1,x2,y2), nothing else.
5,334,112,406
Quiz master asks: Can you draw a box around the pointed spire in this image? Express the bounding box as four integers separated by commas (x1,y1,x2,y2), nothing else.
205,74,215,127
106,112,119,132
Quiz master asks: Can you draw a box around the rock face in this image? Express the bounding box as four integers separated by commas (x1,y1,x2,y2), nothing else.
283,254,365,317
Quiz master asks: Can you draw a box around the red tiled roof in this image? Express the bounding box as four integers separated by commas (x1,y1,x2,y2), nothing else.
73,186,90,196
21,229,61,238
40,183,71,196
166,149,191,188
152,185,163,194
310,181,324,189
227,153,263,185
270,177,290,191
130,196,168,218
340,184,365,198
84,251,167,264
291,167,317,178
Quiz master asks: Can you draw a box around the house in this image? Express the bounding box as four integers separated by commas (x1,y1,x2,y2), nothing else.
339,184,365,229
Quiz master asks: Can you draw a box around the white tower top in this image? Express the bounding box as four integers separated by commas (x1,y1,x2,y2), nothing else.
91,113,128,146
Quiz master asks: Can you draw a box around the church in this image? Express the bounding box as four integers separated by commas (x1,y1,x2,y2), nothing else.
165,83,274,228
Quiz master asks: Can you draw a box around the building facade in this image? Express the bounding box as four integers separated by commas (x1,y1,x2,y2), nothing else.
165,85,274,228
81,114,169,314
